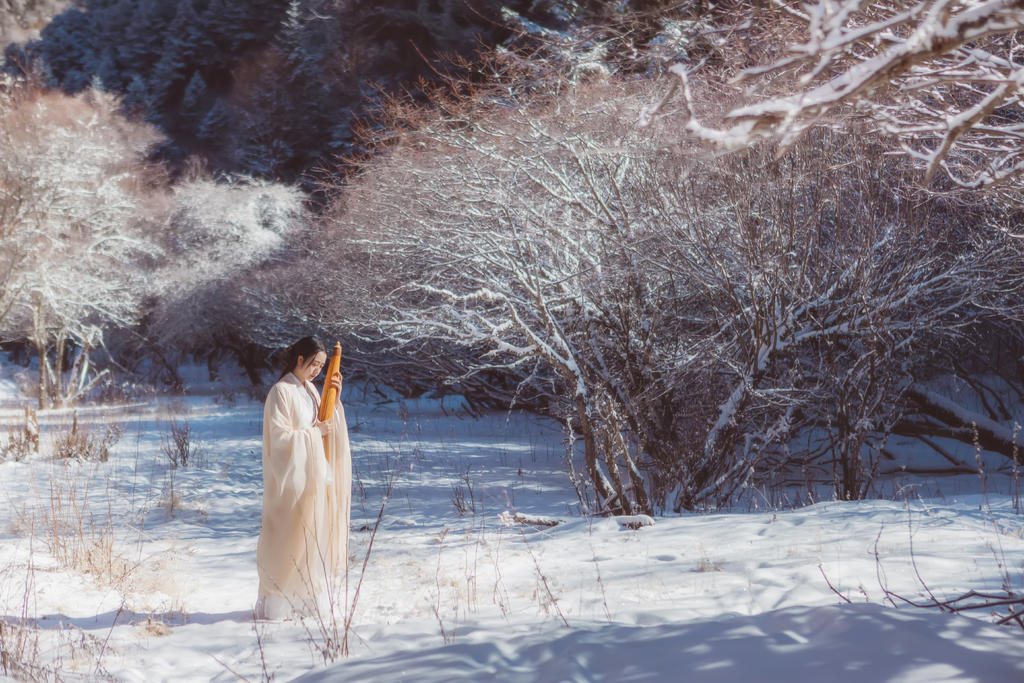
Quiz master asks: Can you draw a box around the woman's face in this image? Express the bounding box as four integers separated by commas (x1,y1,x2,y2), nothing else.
293,351,327,382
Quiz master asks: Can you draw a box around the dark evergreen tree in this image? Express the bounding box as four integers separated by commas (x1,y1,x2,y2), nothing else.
34,8,91,90
164,1,206,70
195,0,235,73
245,0,292,44
181,70,209,125
149,54,185,110
122,73,153,116
61,69,91,92
84,0,130,10
197,98,232,142
204,0,260,53
94,47,124,91
148,7,195,108
87,0,133,60
119,1,172,77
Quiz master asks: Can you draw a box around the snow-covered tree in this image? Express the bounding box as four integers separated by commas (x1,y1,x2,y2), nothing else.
0,79,165,407
0,0,73,47
160,175,305,287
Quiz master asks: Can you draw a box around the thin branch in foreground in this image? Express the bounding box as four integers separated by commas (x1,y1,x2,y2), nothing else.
818,563,852,604
874,492,1024,630
515,521,569,628
341,449,402,655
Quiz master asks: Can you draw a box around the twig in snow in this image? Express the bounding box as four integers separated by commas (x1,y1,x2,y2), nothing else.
515,522,569,627
818,563,852,604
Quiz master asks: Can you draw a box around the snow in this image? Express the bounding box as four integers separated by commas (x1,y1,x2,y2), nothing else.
1,375,1023,681
299,603,1024,682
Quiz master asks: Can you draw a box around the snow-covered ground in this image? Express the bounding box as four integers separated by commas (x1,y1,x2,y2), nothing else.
0,376,1023,681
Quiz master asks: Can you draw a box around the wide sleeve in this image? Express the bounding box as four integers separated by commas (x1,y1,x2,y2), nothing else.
330,401,350,459
324,399,353,574
262,383,328,504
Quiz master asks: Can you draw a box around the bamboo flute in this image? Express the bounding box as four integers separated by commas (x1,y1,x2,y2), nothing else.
318,342,342,458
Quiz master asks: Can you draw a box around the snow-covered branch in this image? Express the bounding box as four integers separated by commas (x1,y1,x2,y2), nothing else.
656,0,1024,201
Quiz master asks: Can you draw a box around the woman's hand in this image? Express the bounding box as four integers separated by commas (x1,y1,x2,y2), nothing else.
327,371,343,395
316,419,333,436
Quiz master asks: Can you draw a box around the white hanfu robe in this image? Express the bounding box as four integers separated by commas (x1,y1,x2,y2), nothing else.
255,372,351,620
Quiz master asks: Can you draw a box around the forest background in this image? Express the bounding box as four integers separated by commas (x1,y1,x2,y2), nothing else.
3,0,1024,516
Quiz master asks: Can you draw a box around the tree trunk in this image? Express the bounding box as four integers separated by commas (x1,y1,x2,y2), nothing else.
35,338,47,410
574,395,623,515
53,329,66,408
901,385,1022,462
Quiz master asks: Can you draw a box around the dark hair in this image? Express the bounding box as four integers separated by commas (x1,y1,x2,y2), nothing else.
278,336,326,379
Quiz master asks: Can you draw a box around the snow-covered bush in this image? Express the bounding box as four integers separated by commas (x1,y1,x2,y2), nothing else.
53,413,121,462
160,175,305,284
144,174,309,384
324,77,689,514
651,133,1024,505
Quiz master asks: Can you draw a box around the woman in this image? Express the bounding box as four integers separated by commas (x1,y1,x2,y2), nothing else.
255,336,352,620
